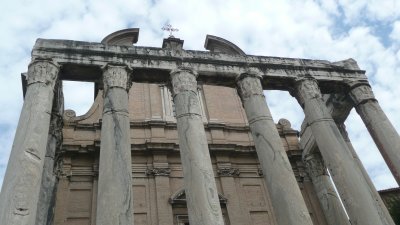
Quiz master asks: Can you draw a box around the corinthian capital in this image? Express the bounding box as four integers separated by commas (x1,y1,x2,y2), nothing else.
170,67,198,95
304,152,327,179
236,72,264,100
346,80,376,106
102,64,132,92
293,75,322,106
27,59,59,86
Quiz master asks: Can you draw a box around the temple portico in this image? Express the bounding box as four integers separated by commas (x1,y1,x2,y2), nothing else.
0,28,398,225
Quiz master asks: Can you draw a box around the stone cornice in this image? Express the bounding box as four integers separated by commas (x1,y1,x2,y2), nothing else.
32,39,366,91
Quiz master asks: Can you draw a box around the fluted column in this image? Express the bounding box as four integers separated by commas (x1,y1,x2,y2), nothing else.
170,67,224,225
294,76,386,225
96,64,133,225
337,123,395,225
304,152,350,225
236,72,313,225
0,59,59,225
348,81,400,185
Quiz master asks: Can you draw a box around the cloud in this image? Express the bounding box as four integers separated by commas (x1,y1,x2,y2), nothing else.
0,0,399,192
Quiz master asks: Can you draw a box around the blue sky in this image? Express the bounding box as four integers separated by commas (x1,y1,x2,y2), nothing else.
0,0,400,190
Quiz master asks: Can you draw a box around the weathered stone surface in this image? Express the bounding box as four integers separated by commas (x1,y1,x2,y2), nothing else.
300,95,395,225
0,59,59,225
96,64,133,225
349,82,400,185
237,72,313,225
304,152,351,225
32,39,366,89
35,80,64,225
337,123,395,225
294,76,388,225
170,67,224,225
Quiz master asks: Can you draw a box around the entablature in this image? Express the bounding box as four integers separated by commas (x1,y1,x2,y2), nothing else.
32,38,366,93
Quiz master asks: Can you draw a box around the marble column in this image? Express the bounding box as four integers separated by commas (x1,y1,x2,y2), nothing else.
294,75,386,225
236,72,313,225
35,80,63,225
348,82,400,185
96,64,133,225
337,123,395,225
304,152,350,225
170,67,224,225
0,59,59,225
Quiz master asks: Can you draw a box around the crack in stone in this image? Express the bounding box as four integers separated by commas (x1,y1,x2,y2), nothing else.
25,148,41,161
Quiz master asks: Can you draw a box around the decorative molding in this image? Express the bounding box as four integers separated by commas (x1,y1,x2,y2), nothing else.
146,168,171,176
217,167,240,177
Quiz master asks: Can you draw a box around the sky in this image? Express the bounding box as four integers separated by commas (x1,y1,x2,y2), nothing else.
0,0,400,191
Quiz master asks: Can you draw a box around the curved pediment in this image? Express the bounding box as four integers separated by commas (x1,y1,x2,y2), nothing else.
101,28,140,46
204,35,245,55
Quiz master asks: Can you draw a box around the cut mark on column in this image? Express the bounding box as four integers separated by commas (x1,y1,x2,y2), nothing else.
14,207,29,216
25,148,41,161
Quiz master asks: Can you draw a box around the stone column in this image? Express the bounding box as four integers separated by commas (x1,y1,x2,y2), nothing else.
170,67,224,225
0,59,59,225
348,82,400,185
337,123,395,225
96,64,133,225
35,80,64,225
304,152,350,225
236,73,313,225
294,76,386,225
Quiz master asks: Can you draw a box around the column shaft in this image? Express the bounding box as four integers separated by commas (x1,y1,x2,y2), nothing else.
349,83,400,185
304,152,350,225
0,60,59,225
170,68,224,225
236,73,313,225
337,124,395,225
96,64,133,225
35,80,63,225
295,76,386,225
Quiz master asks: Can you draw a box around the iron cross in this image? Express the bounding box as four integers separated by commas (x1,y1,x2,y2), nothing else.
162,23,179,37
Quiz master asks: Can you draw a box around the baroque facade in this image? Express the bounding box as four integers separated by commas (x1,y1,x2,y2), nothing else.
0,28,399,225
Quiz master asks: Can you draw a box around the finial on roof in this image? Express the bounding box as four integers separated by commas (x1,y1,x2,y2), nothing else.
162,23,179,38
